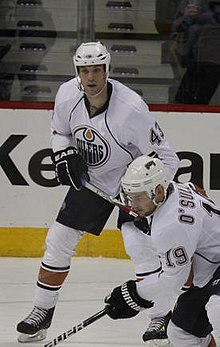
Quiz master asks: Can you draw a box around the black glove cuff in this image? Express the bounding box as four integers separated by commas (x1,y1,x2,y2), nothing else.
125,280,154,310
51,147,78,163
134,217,151,235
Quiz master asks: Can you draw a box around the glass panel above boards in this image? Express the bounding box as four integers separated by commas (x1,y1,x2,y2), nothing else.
0,0,219,105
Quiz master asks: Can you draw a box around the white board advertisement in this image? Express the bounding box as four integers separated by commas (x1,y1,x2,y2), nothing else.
0,109,220,228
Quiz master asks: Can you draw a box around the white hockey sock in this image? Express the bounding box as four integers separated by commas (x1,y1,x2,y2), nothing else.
33,285,59,309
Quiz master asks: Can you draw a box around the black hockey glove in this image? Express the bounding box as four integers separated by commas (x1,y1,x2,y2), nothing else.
104,280,154,320
52,147,89,190
134,217,151,235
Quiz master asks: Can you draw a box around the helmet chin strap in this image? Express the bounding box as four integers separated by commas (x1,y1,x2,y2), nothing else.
84,79,108,98
151,186,167,210
76,71,109,98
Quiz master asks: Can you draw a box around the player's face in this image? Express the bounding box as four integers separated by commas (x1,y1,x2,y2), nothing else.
78,65,106,96
128,191,157,217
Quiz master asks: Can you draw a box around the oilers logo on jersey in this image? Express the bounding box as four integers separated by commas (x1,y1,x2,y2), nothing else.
74,126,111,167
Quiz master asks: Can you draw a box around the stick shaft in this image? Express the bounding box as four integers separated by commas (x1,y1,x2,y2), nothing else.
44,309,107,347
84,181,138,218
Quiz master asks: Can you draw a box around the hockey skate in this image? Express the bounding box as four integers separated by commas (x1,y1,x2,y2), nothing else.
17,306,55,343
142,311,172,346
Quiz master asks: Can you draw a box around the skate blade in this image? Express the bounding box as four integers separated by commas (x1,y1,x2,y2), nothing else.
17,329,47,343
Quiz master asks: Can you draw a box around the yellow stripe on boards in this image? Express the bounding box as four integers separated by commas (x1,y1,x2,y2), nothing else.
0,228,47,257
77,229,129,259
0,228,129,258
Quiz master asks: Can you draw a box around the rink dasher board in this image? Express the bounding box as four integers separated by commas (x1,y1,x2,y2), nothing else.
0,109,219,256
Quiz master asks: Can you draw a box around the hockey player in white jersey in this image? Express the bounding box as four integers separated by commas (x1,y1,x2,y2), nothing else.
16,42,179,343
105,155,220,347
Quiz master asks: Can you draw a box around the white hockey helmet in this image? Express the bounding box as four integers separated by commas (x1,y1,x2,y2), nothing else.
121,155,169,199
73,41,111,75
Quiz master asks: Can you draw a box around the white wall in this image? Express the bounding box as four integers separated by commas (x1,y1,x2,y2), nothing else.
0,109,219,228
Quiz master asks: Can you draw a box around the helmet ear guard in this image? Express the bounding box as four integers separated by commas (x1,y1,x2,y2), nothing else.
121,155,169,201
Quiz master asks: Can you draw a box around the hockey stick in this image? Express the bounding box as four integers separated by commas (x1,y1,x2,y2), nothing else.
84,182,153,232
83,181,139,218
44,308,107,347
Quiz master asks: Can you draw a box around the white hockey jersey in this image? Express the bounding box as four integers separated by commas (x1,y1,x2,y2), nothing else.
137,182,220,301
51,78,179,197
